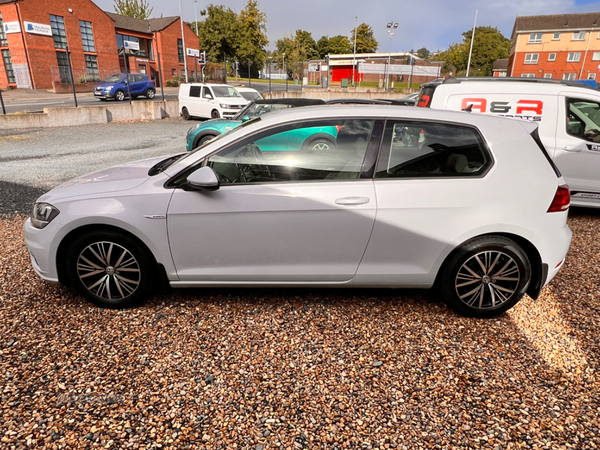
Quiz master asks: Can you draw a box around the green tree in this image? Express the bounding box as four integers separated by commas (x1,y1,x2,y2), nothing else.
197,5,242,62
317,35,352,58
416,47,430,59
113,0,153,19
237,0,269,75
274,30,318,80
350,23,378,53
436,26,510,76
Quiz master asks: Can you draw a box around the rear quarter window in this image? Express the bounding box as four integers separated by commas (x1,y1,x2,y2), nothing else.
375,121,492,178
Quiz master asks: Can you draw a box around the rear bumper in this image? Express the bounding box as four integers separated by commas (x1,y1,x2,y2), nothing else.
531,212,572,290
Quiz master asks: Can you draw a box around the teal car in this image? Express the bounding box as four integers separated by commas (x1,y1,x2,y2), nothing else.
185,98,335,151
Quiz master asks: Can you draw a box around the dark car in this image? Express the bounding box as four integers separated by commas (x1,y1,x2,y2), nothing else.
94,73,156,101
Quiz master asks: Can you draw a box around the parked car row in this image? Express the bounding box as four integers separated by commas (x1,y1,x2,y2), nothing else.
94,73,156,101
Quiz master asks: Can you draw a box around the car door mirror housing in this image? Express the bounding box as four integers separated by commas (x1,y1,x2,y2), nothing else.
241,115,251,122
185,166,220,191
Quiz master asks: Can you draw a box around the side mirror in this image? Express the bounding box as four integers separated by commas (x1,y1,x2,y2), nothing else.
241,115,251,122
204,94,213,99
185,166,220,191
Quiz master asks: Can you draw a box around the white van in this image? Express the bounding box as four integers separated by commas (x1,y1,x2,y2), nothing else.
418,78,600,208
178,83,249,120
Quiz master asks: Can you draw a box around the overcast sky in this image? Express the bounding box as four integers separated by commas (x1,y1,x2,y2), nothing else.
92,0,600,52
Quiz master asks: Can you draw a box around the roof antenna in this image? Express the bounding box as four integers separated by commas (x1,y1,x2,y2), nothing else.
462,104,473,112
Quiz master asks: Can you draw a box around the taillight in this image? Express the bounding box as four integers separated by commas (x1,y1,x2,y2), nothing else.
547,185,570,212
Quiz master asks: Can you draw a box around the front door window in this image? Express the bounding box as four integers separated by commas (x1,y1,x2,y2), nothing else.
566,98,600,142
205,119,375,183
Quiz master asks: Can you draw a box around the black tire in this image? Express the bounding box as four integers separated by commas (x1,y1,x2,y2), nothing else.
114,90,125,101
303,137,335,151
65,230,155,308
181,107,191,120
211,109,220,119
197,134,216,146
146,88,156,99
440,236,531,318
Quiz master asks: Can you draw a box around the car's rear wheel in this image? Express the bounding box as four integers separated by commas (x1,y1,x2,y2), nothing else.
114,90,125,101
66,230,154,308
211,109,220,119
440,236,531,318
146,88,156,99
181,107,191,120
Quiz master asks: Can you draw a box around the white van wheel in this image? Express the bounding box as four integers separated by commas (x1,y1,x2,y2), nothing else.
181,107,190,120
211,109,220,119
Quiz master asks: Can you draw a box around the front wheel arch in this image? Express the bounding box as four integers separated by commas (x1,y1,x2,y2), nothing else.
56,224,159,287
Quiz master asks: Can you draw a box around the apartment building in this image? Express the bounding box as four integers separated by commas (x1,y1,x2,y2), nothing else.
509,12,600,80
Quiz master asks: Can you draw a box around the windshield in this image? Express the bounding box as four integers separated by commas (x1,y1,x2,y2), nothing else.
239,91,261,101
233,103,292,120
212,86,242,98
103,74,124,83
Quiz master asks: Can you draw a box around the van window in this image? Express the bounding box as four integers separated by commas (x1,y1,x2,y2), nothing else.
566,98,600,142
202,87,212,99
375,121,491,178
189,86,201,97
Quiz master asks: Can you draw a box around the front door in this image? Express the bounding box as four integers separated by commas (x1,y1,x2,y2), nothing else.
166,119,378,282
554,95,600,196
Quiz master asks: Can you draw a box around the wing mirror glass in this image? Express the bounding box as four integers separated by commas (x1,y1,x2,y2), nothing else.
186,166,220,191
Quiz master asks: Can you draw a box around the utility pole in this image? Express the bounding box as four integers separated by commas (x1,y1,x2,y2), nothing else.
466,9,478,77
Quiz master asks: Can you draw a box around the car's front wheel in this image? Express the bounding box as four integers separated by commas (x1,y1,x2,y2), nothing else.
197,134,216,147
440,236,531,318
114,90,125,101
211,109,220,119
146,88,156,99
66,230,154,308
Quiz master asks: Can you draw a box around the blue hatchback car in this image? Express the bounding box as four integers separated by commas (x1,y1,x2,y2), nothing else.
94,73,156,101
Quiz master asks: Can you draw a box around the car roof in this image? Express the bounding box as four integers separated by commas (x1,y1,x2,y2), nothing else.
254,98,325,106
422,76,599,92
325,99,393,105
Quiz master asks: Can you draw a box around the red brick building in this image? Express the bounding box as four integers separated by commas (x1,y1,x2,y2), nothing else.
508,12,600,80
0,0,199,90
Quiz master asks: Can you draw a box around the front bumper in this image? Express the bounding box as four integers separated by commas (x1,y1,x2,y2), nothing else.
23,218,60,283
94,90,115,99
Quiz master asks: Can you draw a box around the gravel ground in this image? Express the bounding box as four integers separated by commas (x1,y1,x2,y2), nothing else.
1,207,599,449
0,119,193,215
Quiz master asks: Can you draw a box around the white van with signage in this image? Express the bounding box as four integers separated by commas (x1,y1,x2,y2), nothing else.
178,83,249,120
418,78,600,208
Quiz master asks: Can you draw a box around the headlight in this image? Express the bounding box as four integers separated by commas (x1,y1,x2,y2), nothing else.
105,85,114,91
188,124,201,135
31,203,60,229
220,104,232,109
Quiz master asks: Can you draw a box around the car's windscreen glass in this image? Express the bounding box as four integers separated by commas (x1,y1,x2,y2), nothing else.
240,91,261,101
212,86,242,98
233,103,291,120
104,75,124,83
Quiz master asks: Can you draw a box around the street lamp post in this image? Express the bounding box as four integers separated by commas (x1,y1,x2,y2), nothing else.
352,16,357,86
268,58,272,95
178,0,188,82
194,0,199,82
385,22,398,91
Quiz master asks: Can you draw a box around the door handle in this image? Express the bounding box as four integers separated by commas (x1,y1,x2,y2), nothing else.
562,145,583,152
335,197,370,206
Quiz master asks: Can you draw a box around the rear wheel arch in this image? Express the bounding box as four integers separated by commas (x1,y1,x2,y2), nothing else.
433,232,543,314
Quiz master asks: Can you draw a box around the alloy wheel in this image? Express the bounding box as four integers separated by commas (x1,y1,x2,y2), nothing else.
454,250,520,310
76,241,141,301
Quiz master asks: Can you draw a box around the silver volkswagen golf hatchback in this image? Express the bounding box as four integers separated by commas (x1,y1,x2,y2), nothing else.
24,106,572,317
